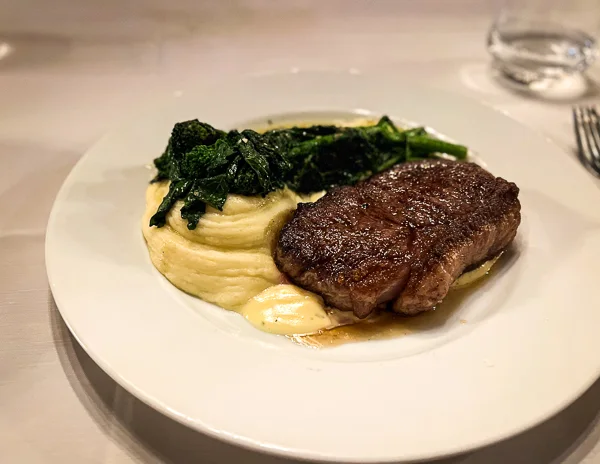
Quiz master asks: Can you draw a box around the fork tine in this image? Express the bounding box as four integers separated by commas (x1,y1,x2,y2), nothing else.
589,106,600,163
573,106,595,172
583,106,600,171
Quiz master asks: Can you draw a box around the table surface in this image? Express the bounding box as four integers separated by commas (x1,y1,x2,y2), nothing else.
2,1,600,463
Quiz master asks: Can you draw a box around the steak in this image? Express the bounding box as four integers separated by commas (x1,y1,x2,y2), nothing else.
274,160,521,318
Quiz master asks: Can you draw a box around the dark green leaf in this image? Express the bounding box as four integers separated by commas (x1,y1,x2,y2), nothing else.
232,163,261,196
149,180,193,227
181,139,235,178
237,130,273,192
151,144,173,182
170,120,226,157
179,174,230,229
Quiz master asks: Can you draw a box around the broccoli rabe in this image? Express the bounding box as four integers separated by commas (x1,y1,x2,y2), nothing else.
149,117,468,229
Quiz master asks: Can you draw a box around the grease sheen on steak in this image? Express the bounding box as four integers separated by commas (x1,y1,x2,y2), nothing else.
274,160,520,318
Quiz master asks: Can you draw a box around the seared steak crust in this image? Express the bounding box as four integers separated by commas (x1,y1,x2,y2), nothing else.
274,160,520,318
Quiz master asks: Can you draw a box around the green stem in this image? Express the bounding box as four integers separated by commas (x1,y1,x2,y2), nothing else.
407,135,468,159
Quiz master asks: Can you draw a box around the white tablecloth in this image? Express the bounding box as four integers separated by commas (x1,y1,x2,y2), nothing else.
2,1,600,463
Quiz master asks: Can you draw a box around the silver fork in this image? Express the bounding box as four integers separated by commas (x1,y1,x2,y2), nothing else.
573,105,600,175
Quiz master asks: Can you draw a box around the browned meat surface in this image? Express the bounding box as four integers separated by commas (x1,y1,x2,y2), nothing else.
274,160,521,318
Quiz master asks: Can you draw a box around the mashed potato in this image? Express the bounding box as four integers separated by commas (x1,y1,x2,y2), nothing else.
142,182,302,310
240,284,332,335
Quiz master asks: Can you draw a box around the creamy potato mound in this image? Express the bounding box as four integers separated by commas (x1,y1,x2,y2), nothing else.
142,182,301,310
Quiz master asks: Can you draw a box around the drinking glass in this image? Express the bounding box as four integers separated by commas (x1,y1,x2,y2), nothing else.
487,0,600,88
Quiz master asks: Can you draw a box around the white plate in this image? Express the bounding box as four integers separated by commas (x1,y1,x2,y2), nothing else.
46,72,600,462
